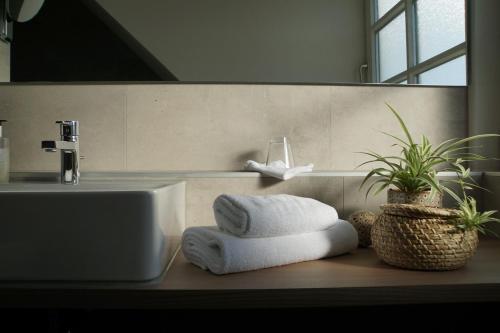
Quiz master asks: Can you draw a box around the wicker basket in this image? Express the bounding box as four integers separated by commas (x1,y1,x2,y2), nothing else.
348,211,379,247
371,204,478,271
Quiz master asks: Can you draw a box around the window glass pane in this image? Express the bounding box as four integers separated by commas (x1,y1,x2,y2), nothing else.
399,80,408,84
378,13,407,81
377,0,400,19
418,55,466,85
416,0,466,63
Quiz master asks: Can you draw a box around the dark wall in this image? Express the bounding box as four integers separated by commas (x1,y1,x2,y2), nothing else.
11,0,176,82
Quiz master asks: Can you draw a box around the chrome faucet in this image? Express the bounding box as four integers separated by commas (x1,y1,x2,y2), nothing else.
41,120,80,185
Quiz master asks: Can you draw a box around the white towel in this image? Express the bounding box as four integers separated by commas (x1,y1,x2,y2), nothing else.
244,160,313,180
213,194,339,238
182,220,358,275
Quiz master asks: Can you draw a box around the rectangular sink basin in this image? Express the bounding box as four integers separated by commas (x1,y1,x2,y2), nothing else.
0,181,185,281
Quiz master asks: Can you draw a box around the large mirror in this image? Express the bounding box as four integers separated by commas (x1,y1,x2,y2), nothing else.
1,0,467,85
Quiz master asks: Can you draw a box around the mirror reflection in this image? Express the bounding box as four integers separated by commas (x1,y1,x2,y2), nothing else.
7,0,45,22
0,0,467,85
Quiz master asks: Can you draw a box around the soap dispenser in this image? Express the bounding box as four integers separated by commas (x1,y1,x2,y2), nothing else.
0,120,9,183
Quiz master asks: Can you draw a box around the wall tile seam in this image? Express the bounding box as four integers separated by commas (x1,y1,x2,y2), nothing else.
341,176,345,217
124,86,128,170
329,86,335,170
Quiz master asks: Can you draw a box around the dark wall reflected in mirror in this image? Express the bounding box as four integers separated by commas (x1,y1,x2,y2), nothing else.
12,0,176,81
4,0,468,85
10,0,369,83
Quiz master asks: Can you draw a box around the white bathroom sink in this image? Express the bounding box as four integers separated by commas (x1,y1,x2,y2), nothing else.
0,181,185,281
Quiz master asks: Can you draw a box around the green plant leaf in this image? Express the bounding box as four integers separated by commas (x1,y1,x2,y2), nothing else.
380,131,411,147
434,134,500,156
385,102,415,146
359,168,391,191
358,103,499,237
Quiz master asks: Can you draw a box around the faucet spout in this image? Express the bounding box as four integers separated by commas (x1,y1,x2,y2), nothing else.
41,140,78,151
41,121,80,185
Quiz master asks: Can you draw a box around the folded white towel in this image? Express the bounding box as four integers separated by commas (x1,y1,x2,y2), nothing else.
244,160,313,180
182,220,358,275
213,194,339,238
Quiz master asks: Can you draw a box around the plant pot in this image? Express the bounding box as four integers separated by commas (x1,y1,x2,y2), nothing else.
371,204,478,271
348,211,379,248
387,188,443,207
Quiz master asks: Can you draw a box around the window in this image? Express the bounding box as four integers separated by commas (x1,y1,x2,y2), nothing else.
419,55,466,85
369,0,467,85
377,0,401,19
378,13,407,81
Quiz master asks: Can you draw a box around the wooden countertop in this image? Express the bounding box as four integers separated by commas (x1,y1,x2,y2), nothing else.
1,239,500,309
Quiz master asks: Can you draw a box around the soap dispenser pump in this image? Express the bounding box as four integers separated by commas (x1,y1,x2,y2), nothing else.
0,120,9,183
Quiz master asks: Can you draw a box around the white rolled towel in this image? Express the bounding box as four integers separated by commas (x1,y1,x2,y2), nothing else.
182,220,358,275
213,194,339,238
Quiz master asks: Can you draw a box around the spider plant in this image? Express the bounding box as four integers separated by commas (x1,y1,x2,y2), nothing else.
445,184,500,236
359,103,498,198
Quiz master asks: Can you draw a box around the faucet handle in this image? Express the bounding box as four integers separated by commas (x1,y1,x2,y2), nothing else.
56,120,79,139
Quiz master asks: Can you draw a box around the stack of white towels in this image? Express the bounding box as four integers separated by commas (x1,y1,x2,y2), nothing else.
181,194,359,275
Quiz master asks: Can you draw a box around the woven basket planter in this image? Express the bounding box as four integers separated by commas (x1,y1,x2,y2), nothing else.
387,189,443,207
371,204,478,271
348,211,379,247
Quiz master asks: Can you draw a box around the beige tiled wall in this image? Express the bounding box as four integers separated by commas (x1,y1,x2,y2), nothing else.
330,86,467,169
125,85,333,170
0,85,127,171
186,176,343,227
0,84,466,172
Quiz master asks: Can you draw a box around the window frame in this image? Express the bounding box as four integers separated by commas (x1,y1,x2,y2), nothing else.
367,0,468,85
